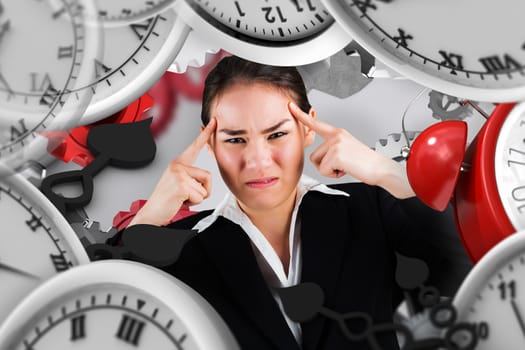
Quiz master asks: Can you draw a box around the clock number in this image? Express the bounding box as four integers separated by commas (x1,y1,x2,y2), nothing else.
52,6,67,20
511,186,525,214
479,54,521,73
261,7,288,23
30,73,54,92
116,314,145,346
70,314,86,341
40,83,60,107
129,18,153,41
10,119,28,142
392,28,413,48
58,45,74,59
234,1,245,17
292,0,316,12
477,321,489,340
121,8,132,16
25,214,44,231
353,0,377,14
508,148,525,168
498,280,516,300
94,59,112,79
50,254,70,272
438,51,464,74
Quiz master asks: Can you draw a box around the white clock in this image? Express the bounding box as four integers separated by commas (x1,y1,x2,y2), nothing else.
55,0,189,124
0,170,89,325
0,260,240,350
321,0,525,102
453,230,525,349
173,0,352,66
0,0,99,172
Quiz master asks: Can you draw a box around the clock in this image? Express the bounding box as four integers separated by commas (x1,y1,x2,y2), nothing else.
321,0,525,102
0,260,240,349
452,230,525,349
173,0,352,66
0,170,89,325
0,0,100,173
54,0,189,124
453,103,524,262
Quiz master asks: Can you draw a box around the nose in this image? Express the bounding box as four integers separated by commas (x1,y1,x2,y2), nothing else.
243,139,273,170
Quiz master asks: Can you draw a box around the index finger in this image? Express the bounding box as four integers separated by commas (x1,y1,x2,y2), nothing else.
177,117,217,165
288,101,335,138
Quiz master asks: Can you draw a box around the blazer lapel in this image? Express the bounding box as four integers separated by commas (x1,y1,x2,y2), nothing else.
198,217,301,350
299,191,350,350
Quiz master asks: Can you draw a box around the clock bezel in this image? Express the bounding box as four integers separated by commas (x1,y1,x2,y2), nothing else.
0,260,239,349
174,0,352,66
321,0,525,102
453,103,516,262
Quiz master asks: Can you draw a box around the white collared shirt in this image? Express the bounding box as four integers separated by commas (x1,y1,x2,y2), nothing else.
192,174,349,345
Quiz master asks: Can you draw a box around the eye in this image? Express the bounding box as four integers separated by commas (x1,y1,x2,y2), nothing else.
268,131,288,140
224,137,245,144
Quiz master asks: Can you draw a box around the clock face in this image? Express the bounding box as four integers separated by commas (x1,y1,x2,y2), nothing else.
321,0,525,102
175,0,351,66
495,103,525,231
13,286,194,349
0,261,240,350
189,0,333,43
59,3,189,124
0,0,98,171
0,173,89,324
453,231,525,349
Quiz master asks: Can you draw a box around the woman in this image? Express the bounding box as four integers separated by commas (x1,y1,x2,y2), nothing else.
124,56,464,349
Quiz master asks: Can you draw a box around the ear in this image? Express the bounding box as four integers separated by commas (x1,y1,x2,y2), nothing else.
303,107,316,147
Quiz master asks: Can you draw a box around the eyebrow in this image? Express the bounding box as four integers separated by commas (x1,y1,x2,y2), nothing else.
218,119,292,136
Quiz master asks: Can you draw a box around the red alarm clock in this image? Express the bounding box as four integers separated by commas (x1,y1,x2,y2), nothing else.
453,103,523,262
407,103,524,262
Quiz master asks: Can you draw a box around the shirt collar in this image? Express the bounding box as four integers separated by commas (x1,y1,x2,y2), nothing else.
192,174,349,233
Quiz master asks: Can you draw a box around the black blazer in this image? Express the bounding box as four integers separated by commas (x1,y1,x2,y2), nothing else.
116,183,471,350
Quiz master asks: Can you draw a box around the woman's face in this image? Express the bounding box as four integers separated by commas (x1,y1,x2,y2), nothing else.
208,82,315,212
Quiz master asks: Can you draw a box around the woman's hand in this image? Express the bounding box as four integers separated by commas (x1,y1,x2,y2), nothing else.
288,102,415,199
128,118,217,227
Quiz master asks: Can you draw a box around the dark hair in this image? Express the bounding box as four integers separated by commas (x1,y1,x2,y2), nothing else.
201,56,311,125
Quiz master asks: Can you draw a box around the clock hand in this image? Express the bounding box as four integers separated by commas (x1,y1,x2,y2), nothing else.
0,260,40,280
511,299,525,338
0,20,9,43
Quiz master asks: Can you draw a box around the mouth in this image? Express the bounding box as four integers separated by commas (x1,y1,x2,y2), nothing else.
245,177,279,189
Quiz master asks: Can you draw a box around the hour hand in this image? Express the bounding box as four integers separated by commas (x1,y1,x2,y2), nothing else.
0,20,9,43
0,260,40,280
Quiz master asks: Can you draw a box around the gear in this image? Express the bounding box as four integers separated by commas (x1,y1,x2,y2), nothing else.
49,94,154,167
298,41,372,99
113,199,199,231
374,132,420,162
143,71,179,138
168,50,230,101
168,29,222,74
396,309,441,347
428,90,473,121
70,219,119,247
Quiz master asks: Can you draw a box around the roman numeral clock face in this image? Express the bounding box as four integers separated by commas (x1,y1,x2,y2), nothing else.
0,261,240,350
321,0,525,102
0,173,89,326
0,0,99,171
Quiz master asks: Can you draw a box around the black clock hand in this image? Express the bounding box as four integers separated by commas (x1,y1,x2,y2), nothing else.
0,20,9,43
0,260,40,280
511,299,525,338
0,70,14,97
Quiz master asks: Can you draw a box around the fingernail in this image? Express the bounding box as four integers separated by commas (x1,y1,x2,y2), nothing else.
289,101,297,109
